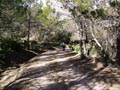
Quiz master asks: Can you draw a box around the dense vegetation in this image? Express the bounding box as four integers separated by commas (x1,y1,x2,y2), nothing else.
59,0,120,66
0,0,120,69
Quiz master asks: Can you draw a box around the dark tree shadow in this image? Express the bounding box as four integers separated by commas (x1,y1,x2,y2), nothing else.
1,49,46,70
37,82,69,90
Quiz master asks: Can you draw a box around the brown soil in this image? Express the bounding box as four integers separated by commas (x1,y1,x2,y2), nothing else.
0,49,120,90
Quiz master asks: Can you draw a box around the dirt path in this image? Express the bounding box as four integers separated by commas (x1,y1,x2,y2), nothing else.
0,49,120,90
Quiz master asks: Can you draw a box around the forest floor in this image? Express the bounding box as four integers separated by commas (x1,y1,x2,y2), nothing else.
0,48,120,90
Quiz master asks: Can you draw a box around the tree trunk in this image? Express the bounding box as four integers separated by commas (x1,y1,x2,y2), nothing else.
27,10,31,50
116,28,120,65
116,1,120,65
90,18,109,66
79,19,86,58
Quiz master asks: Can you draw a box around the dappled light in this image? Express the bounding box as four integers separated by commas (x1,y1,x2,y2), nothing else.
0,0,120,90
1,50,119,90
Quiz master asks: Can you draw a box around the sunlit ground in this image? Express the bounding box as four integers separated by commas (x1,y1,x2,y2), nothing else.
0,49,120,90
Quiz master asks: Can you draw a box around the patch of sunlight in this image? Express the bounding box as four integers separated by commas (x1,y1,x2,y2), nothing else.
27,53,79,69
27,62,50,69
55,58,67,62
0,69,22,88
54,53,65,56
38,55,50,59
54,53,79,62
94,85,107,90
42,51,58,54
38,77,54,85
32,76,55,87
70,84,90,90
30,55,53,61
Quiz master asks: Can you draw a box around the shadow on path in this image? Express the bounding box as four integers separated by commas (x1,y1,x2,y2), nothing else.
2,50,120,90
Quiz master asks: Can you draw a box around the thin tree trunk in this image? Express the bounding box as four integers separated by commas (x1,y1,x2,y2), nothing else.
75,17,84,57
79,21,85,57
116,25,120,65
27,10,31,50
116,0,120,65
78,23,84,56
80,18,86,58
83,20,88,56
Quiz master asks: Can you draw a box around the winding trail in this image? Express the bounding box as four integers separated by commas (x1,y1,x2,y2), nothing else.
0,49,120,90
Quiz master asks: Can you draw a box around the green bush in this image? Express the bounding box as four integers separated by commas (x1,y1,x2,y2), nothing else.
74,44,80,53
1,38,23,52
0,38,23,68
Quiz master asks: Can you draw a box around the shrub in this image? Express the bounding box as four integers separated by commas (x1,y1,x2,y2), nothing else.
74,44,80,53
0,38,23,68
1,38,23,52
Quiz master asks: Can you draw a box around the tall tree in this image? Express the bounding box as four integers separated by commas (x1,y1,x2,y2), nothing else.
110,0,120,65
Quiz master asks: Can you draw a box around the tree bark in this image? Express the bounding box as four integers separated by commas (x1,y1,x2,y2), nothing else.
79,20,85,58
27,10,31,50
116,26,120,65
90,18,109,66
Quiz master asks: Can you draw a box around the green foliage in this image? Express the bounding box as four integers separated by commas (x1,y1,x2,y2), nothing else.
15,0,22,3
0,0,27,37
109,0,120,7
90,8,107,18
0,38,23,52
90,46,98,55
73,0,93,12
0,38,24,67
37,5,56,25
74,44,80,53
54,30,72,44
40,42,59,49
